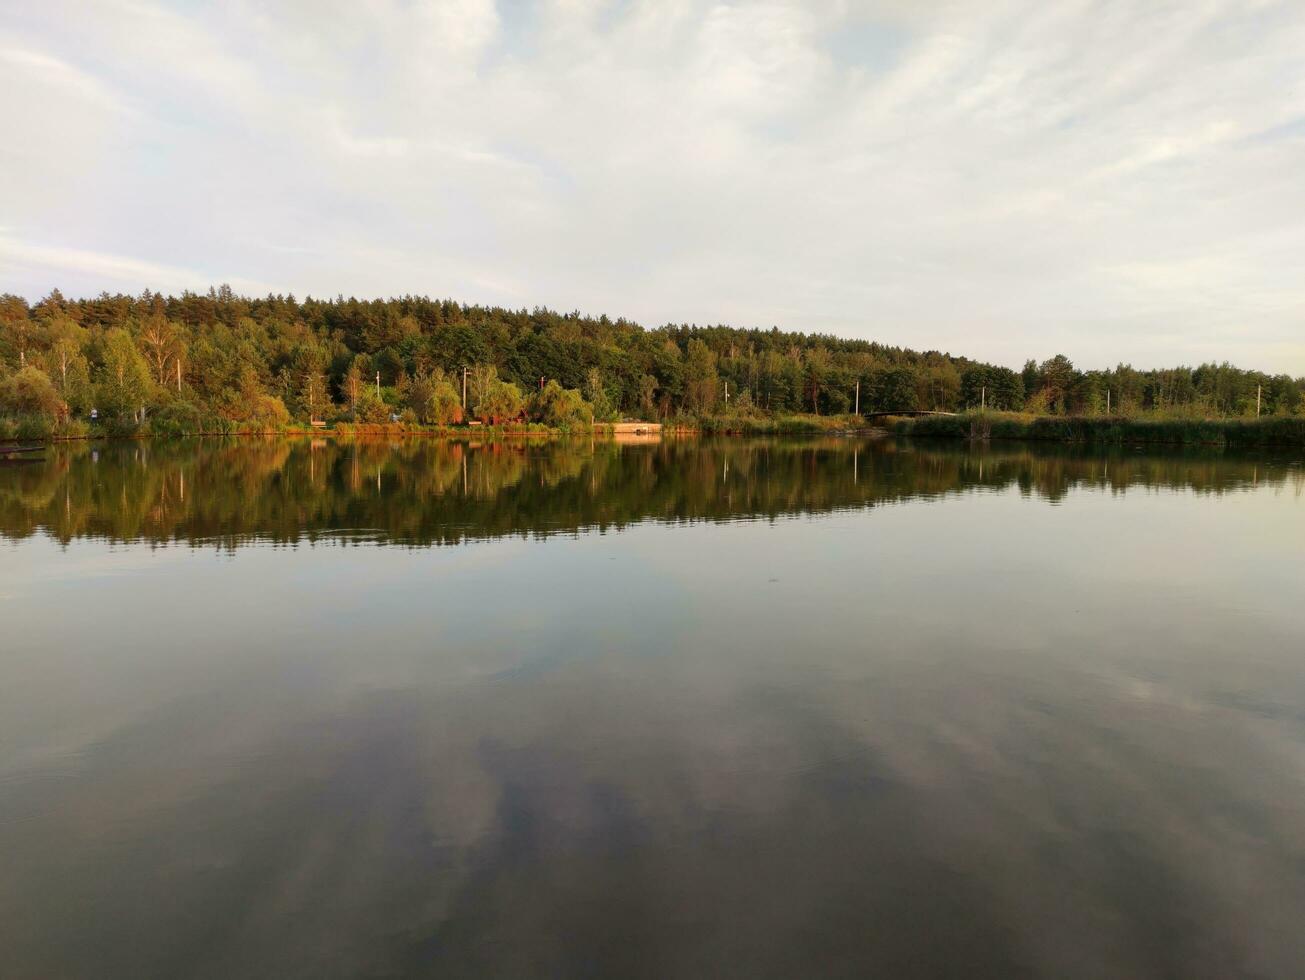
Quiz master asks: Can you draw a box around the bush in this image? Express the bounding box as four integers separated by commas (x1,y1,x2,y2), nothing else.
151,400,210,437
407,373,463,424
354,387,392,424
221,393,290,432
102,415,142,439
531,381,594,431
475,379,524,424
54,418,89,439
1,366,67,420
0,414,55,440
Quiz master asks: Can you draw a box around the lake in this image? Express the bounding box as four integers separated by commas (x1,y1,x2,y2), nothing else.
2,436,1304,978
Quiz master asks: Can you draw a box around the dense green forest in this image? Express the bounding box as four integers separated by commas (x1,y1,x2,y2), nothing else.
1,287,1301,438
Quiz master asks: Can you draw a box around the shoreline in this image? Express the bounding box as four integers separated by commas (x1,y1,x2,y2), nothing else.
893,412,1305,447
9,412,1305,448
22,426,889,443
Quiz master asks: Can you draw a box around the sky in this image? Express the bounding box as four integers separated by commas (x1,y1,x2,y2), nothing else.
1,0,1303,373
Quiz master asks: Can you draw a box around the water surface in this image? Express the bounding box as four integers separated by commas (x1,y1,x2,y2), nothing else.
2,437,1304,978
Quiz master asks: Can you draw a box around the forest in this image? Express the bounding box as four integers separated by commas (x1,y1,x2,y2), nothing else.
1,287,1302,438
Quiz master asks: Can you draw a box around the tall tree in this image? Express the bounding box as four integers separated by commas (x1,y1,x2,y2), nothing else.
139,313,181,385
100,329,152,421
683,339,718,412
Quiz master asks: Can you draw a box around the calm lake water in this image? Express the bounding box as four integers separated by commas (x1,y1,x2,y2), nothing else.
3,436,1304,978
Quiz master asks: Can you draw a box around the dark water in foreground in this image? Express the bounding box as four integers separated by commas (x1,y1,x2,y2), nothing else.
2,437,1304,978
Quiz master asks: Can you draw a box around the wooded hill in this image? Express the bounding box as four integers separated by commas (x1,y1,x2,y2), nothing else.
1,287,1300,437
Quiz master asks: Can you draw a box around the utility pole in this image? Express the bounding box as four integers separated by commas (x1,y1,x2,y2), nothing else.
176,358,182,392
723,381,729,406
855,379,860,415
462,367,468,410
376,371,381,400
1257,385,1262,418
1106,388,1111,414
980,385,986,412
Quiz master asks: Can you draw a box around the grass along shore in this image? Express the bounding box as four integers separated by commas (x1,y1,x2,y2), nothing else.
7,410,1304,447
893,411,1305,447
1,412,877,442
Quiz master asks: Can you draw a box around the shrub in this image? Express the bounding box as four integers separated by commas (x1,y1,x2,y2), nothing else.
7,414,55,440
54,418,89,439
151,400,210,437
1,366,67,421
408,372,463,424
531,381,594,431
221,393,290,432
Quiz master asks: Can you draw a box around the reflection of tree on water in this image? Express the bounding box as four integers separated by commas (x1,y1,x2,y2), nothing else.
0,437,1301,548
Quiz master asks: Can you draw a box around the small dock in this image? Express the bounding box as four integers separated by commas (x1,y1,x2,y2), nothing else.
603,422,662,435
602,421,662,443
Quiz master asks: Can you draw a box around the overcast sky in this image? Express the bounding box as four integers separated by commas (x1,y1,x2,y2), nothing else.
1,0,1303,372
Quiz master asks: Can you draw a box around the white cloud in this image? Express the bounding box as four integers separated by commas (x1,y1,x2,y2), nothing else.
0,0,1303,372
0,46,136,116
0,235,275,297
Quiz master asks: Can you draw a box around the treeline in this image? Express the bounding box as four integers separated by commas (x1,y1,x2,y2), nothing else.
0,287,1301,437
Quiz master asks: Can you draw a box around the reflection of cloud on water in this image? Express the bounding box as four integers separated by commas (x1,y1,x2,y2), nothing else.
0,537,187,589
4,636,1305,977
